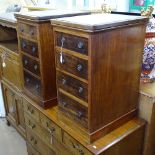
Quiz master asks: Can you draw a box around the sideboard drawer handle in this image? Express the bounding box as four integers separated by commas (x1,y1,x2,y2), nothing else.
77,111,83,118
26,78,30,83
24,59,28,65
30,30,34,36
22,42,26,49
62,78,66,85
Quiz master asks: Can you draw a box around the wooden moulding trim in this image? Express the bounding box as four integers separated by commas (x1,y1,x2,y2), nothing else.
23,68,41,80
53,27,89,38
89,109,138,143
58,88,88,107
56,68,88,84
56,46,88,60
21,52,40,61
19,35,38,43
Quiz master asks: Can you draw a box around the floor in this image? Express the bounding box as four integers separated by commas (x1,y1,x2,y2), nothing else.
0,118,27,155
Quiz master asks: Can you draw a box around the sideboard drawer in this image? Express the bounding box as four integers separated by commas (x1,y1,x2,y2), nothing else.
27,128,56,155
18,23,37,40
23,98,40,122
56,32,88,55
22,54,40,76
20,38,38,58
0,51,22,89
63,132,92,155
40,113,62,142
25,113,41,135
58,92,88,129
24,71,41,97
27,142,40,155
56,52,88,80
57,71,88,102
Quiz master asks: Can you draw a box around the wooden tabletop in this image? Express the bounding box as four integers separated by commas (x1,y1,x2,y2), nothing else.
14,10,90,22
51,13,148,32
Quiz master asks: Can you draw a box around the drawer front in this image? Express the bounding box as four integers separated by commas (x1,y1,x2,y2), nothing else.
56,52,88,80
63,132,92,155
57,71,88,102
24,71,41,96
27,128,56,155
27,142,40,155
20,38,38,58
0,52,22,89
18,23,37,40
40,113,62,142
56,32,88,55
25,113,41,135
23,98,40,122
22,55,40,76
58,92,88,128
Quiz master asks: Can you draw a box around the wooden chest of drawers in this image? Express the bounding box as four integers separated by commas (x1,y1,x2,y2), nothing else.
51,14,148,142
15,10,90,109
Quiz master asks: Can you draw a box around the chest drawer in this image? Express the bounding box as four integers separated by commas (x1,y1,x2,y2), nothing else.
27,128,56,155
56,52,88,80
63,132,92,155
57,71,88,102
22,54,40,76
18,23,37,40
27,142,40,155
25,112,41,135
23,98,40,122
56,32,88,55
24,71,41,96
40,113,62,142
20,38,38,58
58,92,88,129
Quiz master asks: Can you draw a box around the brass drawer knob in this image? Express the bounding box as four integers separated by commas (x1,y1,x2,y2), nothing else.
78,87,83,94
77,64,83,72
32,46,36,53
77,41,84,49
34,64,38,70
24,59,28,65
26,78,30,83
62,78,66,85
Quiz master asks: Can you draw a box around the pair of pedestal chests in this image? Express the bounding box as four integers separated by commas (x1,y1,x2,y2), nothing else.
13,10,148,155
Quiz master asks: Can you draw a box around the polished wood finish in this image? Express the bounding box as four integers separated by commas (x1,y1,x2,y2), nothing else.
139,82,155,155
0,15,26,138
22,94,146,155
27,142,40,155
15,10,90,109
1,81,26,138
52,14,148,142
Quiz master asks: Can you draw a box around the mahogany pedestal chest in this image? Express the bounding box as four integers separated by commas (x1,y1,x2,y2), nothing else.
51,14,148,143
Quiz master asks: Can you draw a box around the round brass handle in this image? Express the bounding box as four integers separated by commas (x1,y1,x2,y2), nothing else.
34,64,38,70
22,42,26,48
35,84,40,89
62,78,66,85
77,41,84,49
24,59,28,65
77,64,83,72
78,87,83,94
32,46,36,53
26,78,30,83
